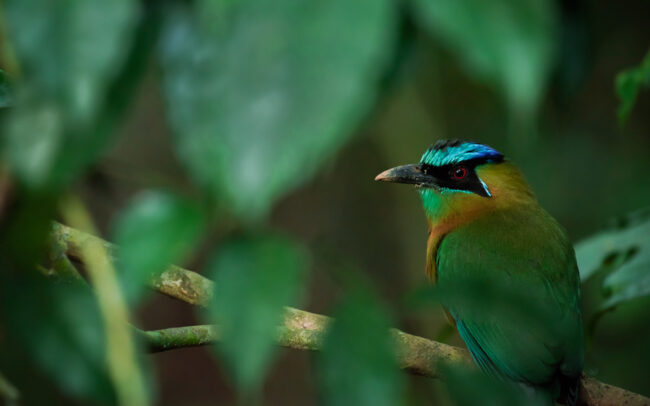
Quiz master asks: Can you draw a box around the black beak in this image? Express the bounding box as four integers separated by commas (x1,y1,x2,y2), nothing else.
374,164,439,188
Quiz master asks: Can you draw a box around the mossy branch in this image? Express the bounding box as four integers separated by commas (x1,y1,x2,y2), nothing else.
51,222,650,406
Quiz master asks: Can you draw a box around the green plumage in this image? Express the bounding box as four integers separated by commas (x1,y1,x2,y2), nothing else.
436,204,584,400
376,141,584,405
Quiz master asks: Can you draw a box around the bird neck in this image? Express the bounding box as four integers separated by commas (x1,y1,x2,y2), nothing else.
420,162,537,282
419,162,537,236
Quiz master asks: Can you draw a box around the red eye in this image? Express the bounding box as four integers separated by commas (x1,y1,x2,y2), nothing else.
452,166,467,180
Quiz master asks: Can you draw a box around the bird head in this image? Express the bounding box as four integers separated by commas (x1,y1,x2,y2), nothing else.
375,140,535,223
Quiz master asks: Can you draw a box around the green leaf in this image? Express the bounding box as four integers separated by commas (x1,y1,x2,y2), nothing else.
319,287,405,406
3,0,137,117
616,50,650,126
601,258,650,309
2,0,139,188
575,208,650,309
159,0,396,219
410,0,557,115
1,278,114,404
112,191,204,305
204,234,307,392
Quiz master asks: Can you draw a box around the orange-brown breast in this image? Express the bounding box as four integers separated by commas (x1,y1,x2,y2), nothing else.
425,227,458,327
423,162,536,282
424,205,491,282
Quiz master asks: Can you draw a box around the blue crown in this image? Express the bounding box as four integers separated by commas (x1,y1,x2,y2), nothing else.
420,140,504,167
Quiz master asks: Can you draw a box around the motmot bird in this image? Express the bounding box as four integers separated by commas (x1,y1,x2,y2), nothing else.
375,140,584,405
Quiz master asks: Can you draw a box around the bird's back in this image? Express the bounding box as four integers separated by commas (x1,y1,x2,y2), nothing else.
434,203,584,402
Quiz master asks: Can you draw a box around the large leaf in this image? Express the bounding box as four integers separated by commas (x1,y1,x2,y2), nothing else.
410,0,557,115
575,208,650,309
616,50,650,126
159,0,396,219
319,287,405,406
2,0,139,188
112,190,204,305
204,234,307,393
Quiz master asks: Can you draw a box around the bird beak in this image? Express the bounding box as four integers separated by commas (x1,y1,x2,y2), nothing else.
374,164,439,188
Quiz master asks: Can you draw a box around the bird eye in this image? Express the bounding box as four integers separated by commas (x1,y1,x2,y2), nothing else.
451,166,468,180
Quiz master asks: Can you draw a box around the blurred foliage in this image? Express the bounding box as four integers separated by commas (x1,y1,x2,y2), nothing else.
576,208,650,310
0,69,12,108
0,0,648,404
319,284,405,406
112,190,204,306
205,235,307,394
158,0,396,219
616,50,650,126
2,0,139,189
407,276,560,331
1,277,114,404
410,0,557,119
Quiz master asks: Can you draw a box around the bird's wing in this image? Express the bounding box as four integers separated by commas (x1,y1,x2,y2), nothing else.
435,205,583,386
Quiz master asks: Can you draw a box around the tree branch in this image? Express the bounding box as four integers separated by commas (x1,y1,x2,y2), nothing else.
51,222,650,406
139,309,472,378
